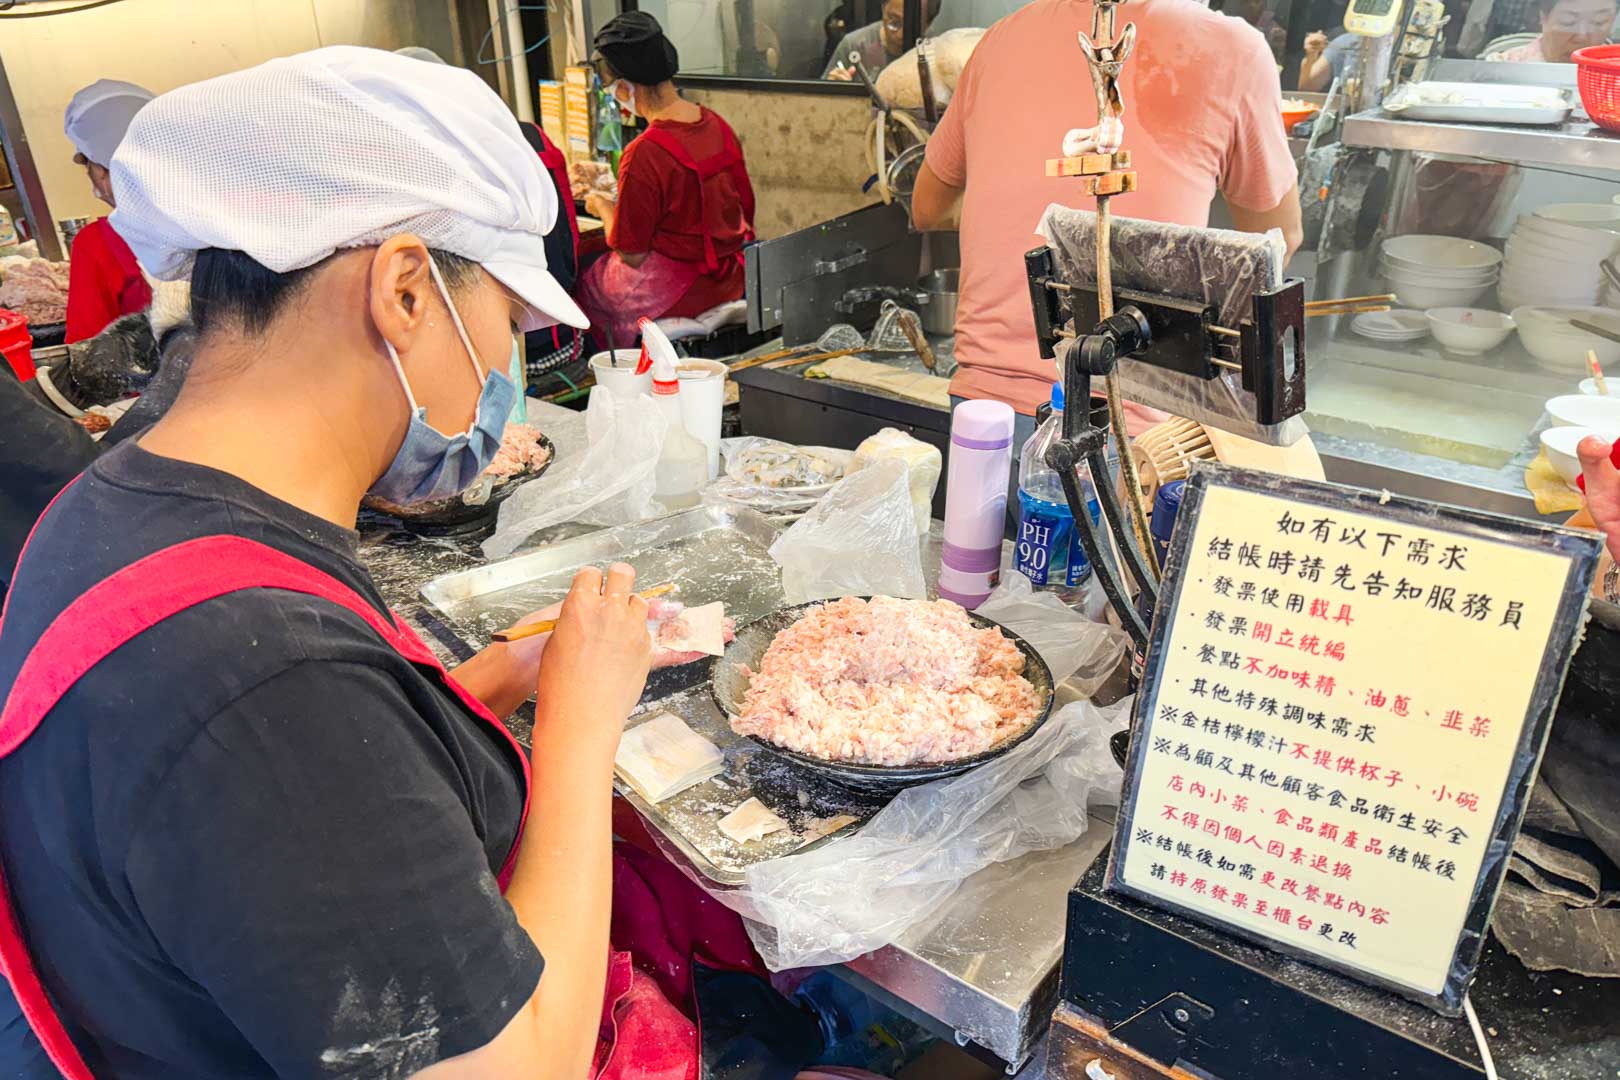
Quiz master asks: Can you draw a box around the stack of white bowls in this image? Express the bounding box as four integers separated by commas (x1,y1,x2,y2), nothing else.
1500,203,1620,311
1380,235,1502,310
1512,305,1620,374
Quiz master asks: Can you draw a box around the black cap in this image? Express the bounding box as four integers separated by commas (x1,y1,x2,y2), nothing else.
593,11,679,85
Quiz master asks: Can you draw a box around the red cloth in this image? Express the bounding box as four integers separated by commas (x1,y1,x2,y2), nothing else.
609,108,754,316
64,218,151,344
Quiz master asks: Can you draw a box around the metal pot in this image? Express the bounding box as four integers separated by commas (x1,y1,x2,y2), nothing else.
918,268,959,336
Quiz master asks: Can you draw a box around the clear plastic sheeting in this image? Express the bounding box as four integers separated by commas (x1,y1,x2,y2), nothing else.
974,573,1129,695
1036,203,1307,446
716,697,1130,970
769,458,926,604
483,389,666,559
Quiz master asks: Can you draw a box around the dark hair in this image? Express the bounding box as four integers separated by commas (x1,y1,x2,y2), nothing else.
189,247,480,336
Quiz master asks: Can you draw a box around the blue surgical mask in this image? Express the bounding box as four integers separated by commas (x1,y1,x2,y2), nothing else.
369,258,518,506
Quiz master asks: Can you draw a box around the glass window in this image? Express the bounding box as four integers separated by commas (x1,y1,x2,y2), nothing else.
626,0,1023,84
633,0,888,81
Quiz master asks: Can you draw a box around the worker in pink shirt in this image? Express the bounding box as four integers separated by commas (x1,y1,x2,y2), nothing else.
913,0,1302,505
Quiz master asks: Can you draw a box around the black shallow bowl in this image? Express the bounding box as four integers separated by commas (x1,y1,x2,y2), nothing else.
712,598,1057,795
361,433,554,532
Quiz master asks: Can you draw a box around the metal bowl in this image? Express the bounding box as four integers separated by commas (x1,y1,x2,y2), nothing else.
918,268,960,336
712,598,1056,794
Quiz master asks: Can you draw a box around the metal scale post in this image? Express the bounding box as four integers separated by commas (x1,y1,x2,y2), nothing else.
1029,0,1308,656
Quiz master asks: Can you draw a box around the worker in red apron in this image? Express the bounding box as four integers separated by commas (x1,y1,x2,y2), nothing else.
573,12,756,349
0,48,776,1078
61,80,155,344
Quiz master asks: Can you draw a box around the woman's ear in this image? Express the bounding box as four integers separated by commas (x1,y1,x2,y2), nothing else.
367,235,434,354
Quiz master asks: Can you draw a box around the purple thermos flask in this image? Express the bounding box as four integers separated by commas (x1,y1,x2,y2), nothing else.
938,399,1015,608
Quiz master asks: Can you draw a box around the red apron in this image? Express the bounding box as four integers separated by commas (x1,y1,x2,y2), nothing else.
634,121,755,277
0,524,707,1077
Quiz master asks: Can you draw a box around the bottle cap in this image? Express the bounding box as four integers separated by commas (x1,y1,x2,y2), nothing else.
950,398,1015,448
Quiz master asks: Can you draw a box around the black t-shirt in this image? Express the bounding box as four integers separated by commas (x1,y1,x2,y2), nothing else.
0,367,98,597
0,443,540,1078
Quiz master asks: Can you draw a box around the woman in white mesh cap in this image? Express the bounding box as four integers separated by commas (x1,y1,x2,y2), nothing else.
0,46,757,1079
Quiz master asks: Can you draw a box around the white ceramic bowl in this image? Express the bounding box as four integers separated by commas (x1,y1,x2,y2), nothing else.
1546,393,1620,430
1382,234,1503,272
1578,377,1620,396
1541,426,1606,486
1386,257,1496,283
1536,202,1620,227
1517,213,1620,248
1425,308,1515,354
1390,278,1494,310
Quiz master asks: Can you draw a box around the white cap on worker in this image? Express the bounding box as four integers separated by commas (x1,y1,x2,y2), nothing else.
64,79,154,167
109,46,588,331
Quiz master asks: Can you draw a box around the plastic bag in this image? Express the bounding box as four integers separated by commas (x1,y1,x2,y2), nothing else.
1037,204,1307,447
703,437,852,521
847,428,941,536
975,572,1129,693
868,300,922,352
723,696,1130,970
814,323,866,352
483,389,667,559
770,458,925,603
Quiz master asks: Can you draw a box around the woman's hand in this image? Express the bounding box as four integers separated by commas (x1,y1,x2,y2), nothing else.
534,564,652,754
1304,30,1329,56
584,191,616,220
1579,435,1620,565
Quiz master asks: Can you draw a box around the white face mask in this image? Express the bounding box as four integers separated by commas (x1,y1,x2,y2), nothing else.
611,80,638,117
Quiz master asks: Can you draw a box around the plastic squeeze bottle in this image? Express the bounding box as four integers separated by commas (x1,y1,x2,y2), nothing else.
646,328,708,510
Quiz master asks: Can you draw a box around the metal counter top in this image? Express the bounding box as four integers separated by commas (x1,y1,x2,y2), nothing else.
359,398,1111,1072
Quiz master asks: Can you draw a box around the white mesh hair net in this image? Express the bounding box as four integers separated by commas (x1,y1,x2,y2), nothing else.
109,46,585,330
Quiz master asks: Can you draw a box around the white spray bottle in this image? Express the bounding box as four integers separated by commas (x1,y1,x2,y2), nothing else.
642,319,708,510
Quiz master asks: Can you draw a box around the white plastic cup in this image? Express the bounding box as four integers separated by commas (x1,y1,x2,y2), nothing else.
589,349,652,398
676,358,726,480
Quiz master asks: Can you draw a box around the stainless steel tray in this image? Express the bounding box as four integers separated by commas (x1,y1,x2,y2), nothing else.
420,505,788,645
617,686,878,885
421,504,879,883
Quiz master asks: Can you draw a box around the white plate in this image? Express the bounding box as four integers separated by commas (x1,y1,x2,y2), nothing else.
1353,309,1430,341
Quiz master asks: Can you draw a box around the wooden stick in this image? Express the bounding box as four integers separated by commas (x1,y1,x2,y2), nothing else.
768,347,863,370
491,583,676,643
1591,350,1609,396
726,345,812,374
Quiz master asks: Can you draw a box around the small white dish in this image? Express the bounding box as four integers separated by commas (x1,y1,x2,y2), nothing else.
1546,393,1620,429
1580,377,1617,396
1425,308,1515,354
1352,309,1430,341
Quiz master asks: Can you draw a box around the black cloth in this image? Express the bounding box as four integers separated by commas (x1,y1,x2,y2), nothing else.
0,368,98,599
594,11,680,84
518,122,579,294
0,443,539,1078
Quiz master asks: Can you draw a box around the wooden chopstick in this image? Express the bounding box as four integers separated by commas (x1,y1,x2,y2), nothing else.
1306,303,1391,318
1305,293,1395,310
491,582,676,643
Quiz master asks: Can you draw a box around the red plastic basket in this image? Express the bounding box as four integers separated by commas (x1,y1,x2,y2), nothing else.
0,308,33,382
1574,45,1620,132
